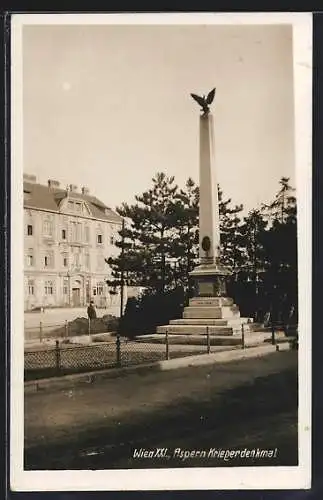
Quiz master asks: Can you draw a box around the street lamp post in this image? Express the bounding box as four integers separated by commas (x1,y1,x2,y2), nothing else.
119,218,125,319
115,219,126,358
149,204,167,294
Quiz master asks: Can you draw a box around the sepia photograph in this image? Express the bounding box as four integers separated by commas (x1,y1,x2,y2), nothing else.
10,12,311,491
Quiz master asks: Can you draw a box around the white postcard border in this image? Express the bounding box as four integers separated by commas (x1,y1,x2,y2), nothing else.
10,12,312,491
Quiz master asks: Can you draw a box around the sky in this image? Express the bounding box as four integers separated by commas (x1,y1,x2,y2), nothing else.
22,22,295,214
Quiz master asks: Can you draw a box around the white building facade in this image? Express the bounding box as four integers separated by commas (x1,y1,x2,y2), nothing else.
23,174,123,311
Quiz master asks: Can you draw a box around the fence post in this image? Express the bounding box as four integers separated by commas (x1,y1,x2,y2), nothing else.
55,340,61,374
165,329,170,360
116,333,121,367
65,320,68,338
39,321,43,343
241,323,245,349
271,323,276,345
206,326,211,354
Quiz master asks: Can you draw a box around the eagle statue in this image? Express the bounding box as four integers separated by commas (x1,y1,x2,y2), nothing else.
190,88,216,116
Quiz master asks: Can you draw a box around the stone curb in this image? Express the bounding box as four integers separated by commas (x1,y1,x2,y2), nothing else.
159,342,289,370
24,342,290,394
24,362,160,394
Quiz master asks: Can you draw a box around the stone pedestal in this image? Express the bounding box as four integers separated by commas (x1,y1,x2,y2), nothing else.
190,262,231,298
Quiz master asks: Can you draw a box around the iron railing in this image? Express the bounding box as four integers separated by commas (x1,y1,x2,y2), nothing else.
24,323,296,382
25,329,236,381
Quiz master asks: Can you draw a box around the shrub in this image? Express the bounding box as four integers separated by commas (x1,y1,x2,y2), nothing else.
119,287,185,339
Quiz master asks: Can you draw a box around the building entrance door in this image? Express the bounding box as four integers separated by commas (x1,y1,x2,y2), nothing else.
72,288,81,307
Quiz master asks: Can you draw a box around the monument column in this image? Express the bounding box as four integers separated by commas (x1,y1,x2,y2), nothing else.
199,113,220,265
190,88,231,297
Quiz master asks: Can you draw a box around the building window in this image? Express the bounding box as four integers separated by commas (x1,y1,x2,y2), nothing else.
92,283,105,296
110,235,115,245
43,217,53,237
27,224,33,236
71,222,82,242
63,278,69,295
85,253,90,270
62,229,66,240
62,253,68,267
97,234,103,244
85,226,90,243
71,222,76,241
67,200,89,214
76,223,82,242
44,280,53,295
28,279,35,295
44,251,54,268
26,249,34,267
71,247,81,269
74,253,80,267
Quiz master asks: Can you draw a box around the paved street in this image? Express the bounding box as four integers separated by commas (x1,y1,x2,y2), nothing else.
25,349,298,469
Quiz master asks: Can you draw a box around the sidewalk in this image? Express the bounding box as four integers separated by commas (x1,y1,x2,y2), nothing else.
25,347,297,452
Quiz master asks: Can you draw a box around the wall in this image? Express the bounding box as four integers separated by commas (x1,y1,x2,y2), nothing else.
24,205,121,310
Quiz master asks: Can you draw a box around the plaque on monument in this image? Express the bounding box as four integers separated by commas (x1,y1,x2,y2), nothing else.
198,282,214,296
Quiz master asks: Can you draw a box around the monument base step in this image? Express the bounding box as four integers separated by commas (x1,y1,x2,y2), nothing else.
136,334,243,346
156,324,245,336
135,331,286,347
169,317,252,327
183,305,240,319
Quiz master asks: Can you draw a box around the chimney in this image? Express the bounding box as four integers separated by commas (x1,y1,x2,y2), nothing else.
48,179,60,189
81,186,90,195
69,184,78,193
23,173,37,183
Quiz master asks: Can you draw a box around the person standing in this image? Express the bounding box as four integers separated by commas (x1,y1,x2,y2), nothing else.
87,301,97,320
87,300,97,337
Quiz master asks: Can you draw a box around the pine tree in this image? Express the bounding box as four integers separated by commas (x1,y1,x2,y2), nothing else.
107,173,184,293
107,178,246,295
218,186,244,270
261,177,296,224
169,177,199,288
260,178,297,324
229,209,268,320
239,209,268,277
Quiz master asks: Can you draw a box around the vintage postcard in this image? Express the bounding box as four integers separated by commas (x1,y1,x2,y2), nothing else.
10,12,312,491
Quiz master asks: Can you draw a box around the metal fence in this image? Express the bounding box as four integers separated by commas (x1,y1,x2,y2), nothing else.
25,341,118,380
24,317,117,342
24,322,294,382
24,327,249,381
25,321,74,342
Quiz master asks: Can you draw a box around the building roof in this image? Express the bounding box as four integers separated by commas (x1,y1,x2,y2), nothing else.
23,180,122,223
